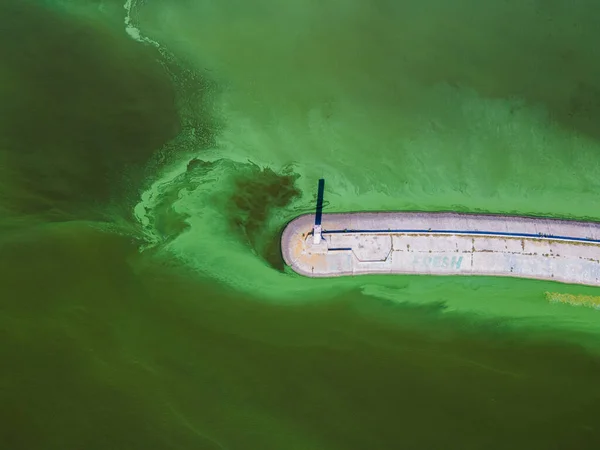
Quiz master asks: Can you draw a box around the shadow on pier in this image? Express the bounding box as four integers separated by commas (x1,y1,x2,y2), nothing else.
315,178,325,227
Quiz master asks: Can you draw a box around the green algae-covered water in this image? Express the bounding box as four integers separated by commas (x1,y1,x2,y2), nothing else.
3,0,600,448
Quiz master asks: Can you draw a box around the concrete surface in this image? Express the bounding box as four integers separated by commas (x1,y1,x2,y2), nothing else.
280,212,600,286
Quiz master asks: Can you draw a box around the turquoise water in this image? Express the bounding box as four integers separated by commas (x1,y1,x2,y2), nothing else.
2,0,600,448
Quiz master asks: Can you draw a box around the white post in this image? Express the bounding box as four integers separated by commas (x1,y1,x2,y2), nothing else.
313,224,322,244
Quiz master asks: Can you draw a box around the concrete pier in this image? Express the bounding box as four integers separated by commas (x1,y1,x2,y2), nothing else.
281,212,600,286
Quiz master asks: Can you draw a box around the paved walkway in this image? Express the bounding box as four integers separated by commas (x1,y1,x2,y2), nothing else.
281,212,600,286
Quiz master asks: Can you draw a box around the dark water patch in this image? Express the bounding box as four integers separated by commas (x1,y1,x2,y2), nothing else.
0,0,179,222
186,157,215,172
262,225,287,271
562,80,600,138
2,223,600,449
0,224,215,450
393,0,600,141
227,166,301,269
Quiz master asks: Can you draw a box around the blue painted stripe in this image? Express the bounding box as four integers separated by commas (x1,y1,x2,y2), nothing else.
321,229,600,244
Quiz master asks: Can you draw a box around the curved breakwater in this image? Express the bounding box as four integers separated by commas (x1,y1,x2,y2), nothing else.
282,212,600,286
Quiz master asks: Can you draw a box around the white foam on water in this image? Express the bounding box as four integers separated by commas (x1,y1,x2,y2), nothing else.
123,0,159,48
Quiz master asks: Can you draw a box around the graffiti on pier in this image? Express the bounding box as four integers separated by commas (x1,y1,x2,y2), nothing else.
412,255,464,270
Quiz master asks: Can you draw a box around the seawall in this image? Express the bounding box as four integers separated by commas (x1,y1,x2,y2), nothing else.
281,212,600,286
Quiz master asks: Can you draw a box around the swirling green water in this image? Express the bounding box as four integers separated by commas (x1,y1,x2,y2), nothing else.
2,1,600,448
